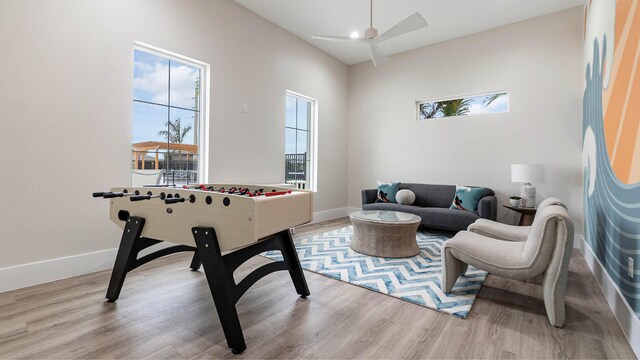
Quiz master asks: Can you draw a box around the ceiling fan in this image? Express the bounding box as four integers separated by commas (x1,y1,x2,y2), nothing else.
311,0,428,66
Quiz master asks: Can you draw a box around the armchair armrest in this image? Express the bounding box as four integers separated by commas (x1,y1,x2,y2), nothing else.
361,189,377,206
477,195,497,220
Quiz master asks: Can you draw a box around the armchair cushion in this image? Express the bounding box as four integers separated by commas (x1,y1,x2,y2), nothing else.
468,219,530,241
442,232,532,279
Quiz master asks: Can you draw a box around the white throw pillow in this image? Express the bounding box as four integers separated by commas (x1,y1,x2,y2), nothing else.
396,189,416,205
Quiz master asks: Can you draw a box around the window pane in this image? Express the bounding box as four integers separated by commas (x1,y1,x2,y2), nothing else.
132,102,169,174
133,50,169,105
286,95,296,128
132,102,168,144
285,128,296,154
169,61,200,111
296,130,308,155
167,108,198,146
296,99,310,130
165,108,199,184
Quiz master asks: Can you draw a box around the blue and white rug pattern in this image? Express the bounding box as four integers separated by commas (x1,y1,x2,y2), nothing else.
263,226,487,318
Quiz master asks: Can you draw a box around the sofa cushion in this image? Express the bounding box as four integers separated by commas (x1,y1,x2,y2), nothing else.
376,181,400,203
414,207,480,231
396,189,416,205
398,183,456,208
450,185,487,212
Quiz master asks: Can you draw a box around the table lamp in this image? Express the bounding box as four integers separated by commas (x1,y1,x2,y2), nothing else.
511,164,544,208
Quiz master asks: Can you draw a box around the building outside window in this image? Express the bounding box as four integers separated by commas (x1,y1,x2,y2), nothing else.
131,44,208,186
285,91,316,190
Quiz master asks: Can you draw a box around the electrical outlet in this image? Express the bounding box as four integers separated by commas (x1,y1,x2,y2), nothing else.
628,257,634,278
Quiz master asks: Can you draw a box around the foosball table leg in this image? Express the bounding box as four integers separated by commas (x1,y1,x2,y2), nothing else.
189,252,201,271
105,216,146,302
105,216,198,303
192,227,247,355
280,230,310,298
191,226,311,354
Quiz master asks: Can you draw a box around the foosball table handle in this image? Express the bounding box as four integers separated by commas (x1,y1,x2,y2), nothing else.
165,197,186,204
130,195,151,201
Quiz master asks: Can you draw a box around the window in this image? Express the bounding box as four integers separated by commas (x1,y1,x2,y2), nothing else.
131,44,208,186
417,91,509,120
285,92,316,190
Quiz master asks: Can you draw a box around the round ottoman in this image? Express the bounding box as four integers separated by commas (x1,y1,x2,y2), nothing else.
349,210,421,258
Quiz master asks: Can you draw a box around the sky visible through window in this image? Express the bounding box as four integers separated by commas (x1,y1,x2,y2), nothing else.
285,95,310,154
132,50,200,145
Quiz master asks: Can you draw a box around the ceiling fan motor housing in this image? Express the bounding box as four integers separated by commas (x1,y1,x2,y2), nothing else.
365,27,378,39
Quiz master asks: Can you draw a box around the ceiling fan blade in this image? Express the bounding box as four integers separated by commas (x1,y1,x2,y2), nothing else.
312,35,370,43
374,12,428,44
368,43,389,67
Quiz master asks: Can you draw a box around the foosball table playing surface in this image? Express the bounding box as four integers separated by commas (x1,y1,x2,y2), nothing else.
93,184,313,354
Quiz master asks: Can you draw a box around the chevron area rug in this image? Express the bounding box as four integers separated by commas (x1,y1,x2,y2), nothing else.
263,226,487,318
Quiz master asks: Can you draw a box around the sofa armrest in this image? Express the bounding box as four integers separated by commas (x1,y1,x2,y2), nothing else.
478,196,497,220
361,189,377,206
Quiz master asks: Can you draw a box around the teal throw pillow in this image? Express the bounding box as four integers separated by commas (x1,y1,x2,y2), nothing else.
450,185,486,212
376,181,400,203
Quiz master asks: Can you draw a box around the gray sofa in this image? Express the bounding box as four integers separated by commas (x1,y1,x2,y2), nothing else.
361,183,497,232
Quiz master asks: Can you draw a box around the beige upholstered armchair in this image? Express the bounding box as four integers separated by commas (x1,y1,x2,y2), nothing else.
441,204,574,327
467,197,566,241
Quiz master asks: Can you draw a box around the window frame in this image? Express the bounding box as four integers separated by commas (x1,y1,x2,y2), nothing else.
285,90,318,191
132,41,210,184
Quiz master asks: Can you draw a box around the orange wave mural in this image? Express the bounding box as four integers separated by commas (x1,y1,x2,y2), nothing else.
602,0,640,184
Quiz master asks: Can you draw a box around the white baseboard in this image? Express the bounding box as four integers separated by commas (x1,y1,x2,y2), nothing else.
0,241,177,294
311,207,350,223
574,234,640,358
0,248,118,293
310,207,362,224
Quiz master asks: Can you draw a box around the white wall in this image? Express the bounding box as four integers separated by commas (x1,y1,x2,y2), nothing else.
347,8,585,231
0,0,349,270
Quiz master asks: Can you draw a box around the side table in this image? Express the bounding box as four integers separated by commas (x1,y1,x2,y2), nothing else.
503,205,537,226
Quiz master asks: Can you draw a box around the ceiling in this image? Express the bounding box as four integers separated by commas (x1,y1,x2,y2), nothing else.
234,0,585,65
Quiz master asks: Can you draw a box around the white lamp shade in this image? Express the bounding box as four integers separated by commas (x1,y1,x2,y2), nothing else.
511,164,545,183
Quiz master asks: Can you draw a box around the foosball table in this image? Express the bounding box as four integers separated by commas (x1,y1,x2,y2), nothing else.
93,184,313,354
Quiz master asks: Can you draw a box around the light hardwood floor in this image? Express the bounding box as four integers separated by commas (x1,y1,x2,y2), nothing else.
0,218,635,359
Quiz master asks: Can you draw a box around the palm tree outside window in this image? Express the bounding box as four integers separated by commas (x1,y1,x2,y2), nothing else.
418,92,509,120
